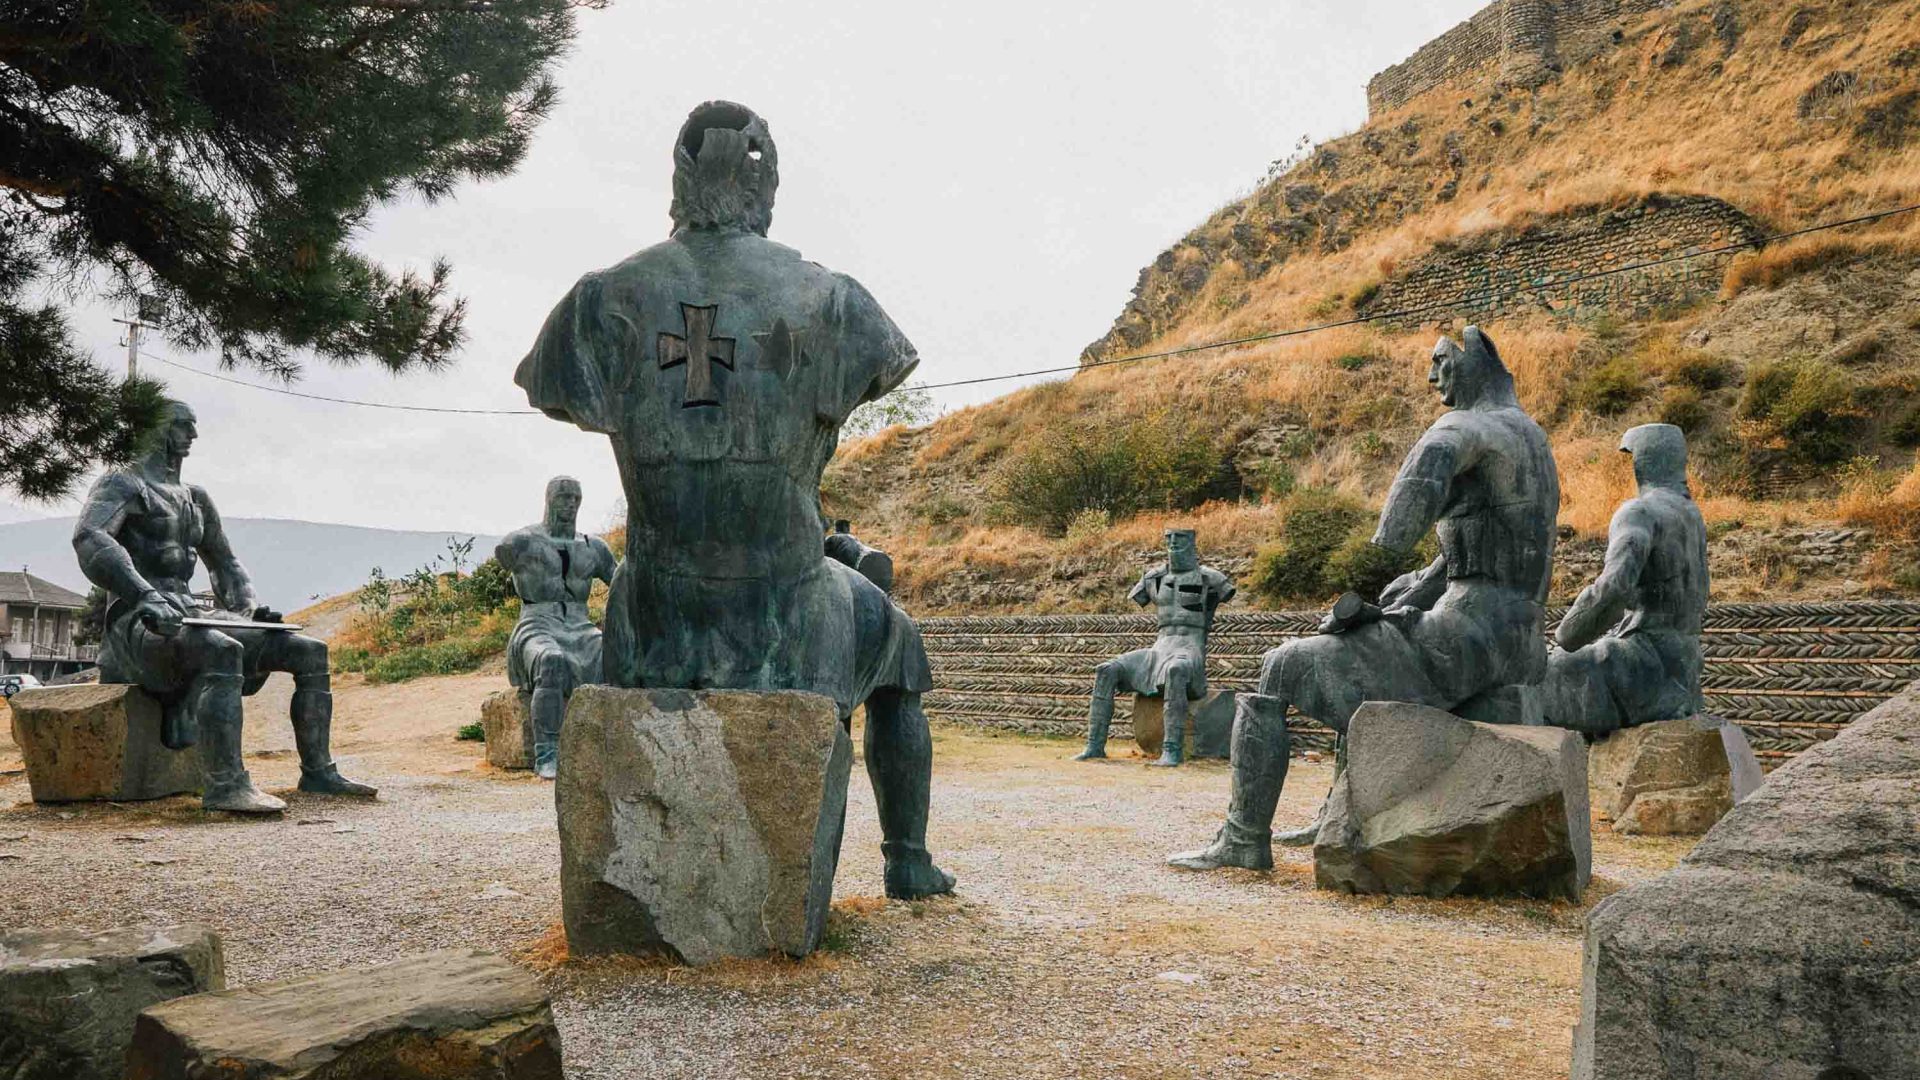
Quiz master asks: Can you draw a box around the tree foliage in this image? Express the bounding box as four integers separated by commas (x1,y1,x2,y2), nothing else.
0,0,588,496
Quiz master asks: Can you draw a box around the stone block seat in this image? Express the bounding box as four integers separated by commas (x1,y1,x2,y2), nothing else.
1314,701,1591,900
0,924,223,1080
126,949,562,1080
1130,690,1235,759
479,689,534,770
8,684,204,803
557,687,853,964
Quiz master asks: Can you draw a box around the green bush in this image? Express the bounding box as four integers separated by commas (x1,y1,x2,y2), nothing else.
357,628,511,685
1666,349,1736,391
1574,358,1647,416
1323,532,1427,599
1891,403,1920,448
991,410,1223,533
1739,358,1861,463
1249,459,1297,499
1334,352,1374,372
456,723,484,742
1247,488,1369,603
1657,387,1710,432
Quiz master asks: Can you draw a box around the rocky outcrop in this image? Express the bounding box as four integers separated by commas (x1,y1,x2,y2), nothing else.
480,689,533,770
556,687,853,964
1131,691,1235,759
0,924,223,1080
1314,701,1591,900
126,949,561,1080
1573,684,1920,1080
9,684,204,803
1588,717,1735,835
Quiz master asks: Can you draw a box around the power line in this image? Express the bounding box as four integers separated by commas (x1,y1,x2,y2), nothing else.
146,201,1920,408
906,200,1920,391
148,354,542,415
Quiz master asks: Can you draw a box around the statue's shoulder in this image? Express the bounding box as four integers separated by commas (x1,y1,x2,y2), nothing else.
82,469,150,509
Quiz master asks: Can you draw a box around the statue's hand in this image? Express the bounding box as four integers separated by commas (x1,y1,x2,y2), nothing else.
252,606,284,623
1377,571,1420,610
1318,592,1383,635
136,592,189,637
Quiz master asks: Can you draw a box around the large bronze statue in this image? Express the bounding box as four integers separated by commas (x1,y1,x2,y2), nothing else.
1541,424,1707,733
71,401,375,813
495,476,617,779
515,100,952,899
1170,327,1559,871
1075,529,1234,766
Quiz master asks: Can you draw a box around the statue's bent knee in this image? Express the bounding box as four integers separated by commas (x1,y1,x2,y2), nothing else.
197,631,245,675
534,651,574,690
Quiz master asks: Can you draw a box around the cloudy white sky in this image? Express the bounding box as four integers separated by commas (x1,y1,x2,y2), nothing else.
9,0,1485,535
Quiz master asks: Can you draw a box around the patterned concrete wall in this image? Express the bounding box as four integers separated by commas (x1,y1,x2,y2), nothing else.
921,602,1920,767
1357,194,1763,326
1367,0,1676,116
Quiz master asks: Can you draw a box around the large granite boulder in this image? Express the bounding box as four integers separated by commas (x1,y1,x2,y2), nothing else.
556,687,853,964
1588,717,1733,836
1131,691,1235,759
480,689,533,770
1315,701,1591,900
1573,685,1920,1080
9,684,203,803
126,949,561,1079
0,924,223,1080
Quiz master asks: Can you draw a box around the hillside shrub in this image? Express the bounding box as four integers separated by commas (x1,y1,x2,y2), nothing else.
1657,387,1710,432
1323,532,1429,599
1574,357,1647,416
1738,358,1862,463
333,538,535,684
1247,488,1368,603
1663,348,1736,391
990,410,1223,534
1889,403,1920,448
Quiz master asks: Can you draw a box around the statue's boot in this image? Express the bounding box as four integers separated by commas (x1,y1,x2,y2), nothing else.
529,686,564,781
1073,692,1113,761
1149,691,1188,768
291,680,377,797
1167,693,1289,871
867,691,956,900
196,674,284,814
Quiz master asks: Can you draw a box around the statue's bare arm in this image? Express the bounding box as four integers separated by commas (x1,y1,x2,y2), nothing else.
1373,420,1477,556
1129,571,1157,608
193,488,259,615
1557,504,1653,652
591,536,618,585
1379,555,1448,613
72,477,189,631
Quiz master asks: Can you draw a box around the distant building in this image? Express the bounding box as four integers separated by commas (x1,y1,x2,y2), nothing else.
0,569,95,680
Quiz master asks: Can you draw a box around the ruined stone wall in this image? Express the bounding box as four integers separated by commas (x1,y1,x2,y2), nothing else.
1367,0,1677,115
1357,194,1762,325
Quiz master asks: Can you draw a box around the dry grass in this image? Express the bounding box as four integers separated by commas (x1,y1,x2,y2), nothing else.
1836,452,1920,543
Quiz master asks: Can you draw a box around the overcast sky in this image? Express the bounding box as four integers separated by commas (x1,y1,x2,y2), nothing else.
7,0,1484,535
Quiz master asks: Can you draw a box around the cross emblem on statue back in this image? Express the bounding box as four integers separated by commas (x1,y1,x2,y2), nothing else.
658,302,736,407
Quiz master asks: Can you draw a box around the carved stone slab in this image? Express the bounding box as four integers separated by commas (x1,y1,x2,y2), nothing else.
9,685,203,803
126,949,561,1079
556,687,852,964
0,924,223,1080
1315,701,1591,900
1588,717,1732,836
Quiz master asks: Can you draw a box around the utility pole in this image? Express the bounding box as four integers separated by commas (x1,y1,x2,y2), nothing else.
111,294,163,380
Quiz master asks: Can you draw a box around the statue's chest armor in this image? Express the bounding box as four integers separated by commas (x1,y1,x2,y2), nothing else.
128,483,201,573
525,538,596,602
1156,570,1210,626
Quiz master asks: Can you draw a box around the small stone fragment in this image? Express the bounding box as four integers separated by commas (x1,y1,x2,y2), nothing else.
480,689,535,771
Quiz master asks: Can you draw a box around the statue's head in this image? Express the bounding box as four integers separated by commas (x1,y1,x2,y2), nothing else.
1620,423,1689,494
544,475,582,531
1166,528,1198,572
1428,326,1518,410
670,101,779,236
142,399,198,461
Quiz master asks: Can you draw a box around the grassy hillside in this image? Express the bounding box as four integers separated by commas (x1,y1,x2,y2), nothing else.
825,0,1920,614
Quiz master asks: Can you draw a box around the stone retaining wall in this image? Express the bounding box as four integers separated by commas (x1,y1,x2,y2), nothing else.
920,601,1920,765
1367,0,1676,115
1357,195,1762,326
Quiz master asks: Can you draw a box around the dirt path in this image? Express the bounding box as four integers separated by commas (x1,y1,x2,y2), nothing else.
0,675,1688,1079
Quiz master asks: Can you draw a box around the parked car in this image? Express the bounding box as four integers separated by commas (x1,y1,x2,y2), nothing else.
0,673,42,698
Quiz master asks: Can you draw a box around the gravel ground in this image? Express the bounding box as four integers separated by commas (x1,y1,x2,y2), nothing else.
0,674,1692,1079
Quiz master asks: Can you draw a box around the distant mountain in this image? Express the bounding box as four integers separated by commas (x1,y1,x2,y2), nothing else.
0,517,501,606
